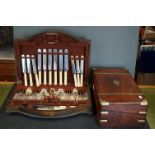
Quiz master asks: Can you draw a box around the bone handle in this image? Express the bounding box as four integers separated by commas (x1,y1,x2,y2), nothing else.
73,74,78,87
44,70,47,85
49,71,52,85
59,71,62,85
64,71,67,85
29,73,33,86
77,73,80,87
38,71,42,85
54,71,57,85
35,73,40,87
80,74,83,87
24,73,28,86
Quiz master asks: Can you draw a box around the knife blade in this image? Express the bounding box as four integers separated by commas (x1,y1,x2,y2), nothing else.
21,54,28,86
53,49,58,85
48,48,53,85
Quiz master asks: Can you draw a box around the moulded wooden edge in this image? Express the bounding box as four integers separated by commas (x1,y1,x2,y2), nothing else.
6,105,91,119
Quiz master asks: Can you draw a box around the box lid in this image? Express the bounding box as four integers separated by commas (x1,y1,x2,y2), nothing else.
92,68,147,105
15,32,90,85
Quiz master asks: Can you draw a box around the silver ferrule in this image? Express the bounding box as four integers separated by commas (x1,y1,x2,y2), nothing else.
26,55,32,73
53,49,58,71
71,56,76,74
21,55,27,73
37,49,42,71
59,49,63,71
75,56,80,73
48,49,52,71
31,55,37,73
80,55,84,74
43,49,47,71
64,49,69,71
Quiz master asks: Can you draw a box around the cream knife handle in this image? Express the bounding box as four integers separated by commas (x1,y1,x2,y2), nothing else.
77,73,80,87
73,74,77,87
29,73,33,86
80,74,83,87
59,71,62,85
35,73,40,87
38,71,41,85
44,70,47,85
49,71,52,85
64,71,67,85
24,73,28,86
54,71,57,85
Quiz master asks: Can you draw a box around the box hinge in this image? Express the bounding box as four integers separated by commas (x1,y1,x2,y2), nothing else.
140,99,148,106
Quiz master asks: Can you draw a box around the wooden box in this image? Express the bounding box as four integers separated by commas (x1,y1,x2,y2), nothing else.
92,68,148,128
6,32,91,118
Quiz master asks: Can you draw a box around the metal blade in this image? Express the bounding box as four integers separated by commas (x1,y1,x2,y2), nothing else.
80,55,84,74
43,49,47,71
21,55,27,73
75,56,80,73
53,49,58,70
31,55,37,73
26,55,32,73
48,49,52,71
59,49,63,71
71,56,76,74
37,49,42,71
64,49,69,71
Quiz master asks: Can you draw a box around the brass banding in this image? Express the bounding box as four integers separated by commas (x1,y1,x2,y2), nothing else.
100,101,110,106
138,120,145,123
94,72,130,75
98,93,143,95
140,99,148,106
100,120,108,123
139,111,146,114
100,111,109,115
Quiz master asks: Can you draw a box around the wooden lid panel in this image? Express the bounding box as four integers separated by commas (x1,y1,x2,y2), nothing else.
93,68,140,94
15,32,90,84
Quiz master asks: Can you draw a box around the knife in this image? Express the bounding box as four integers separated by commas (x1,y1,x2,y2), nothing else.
37,49,42,85
64,49,69,85
31,55,40,87
26,55,33,86
80,55,84,87
43,49,47,85
21,54,28,86
71,55,78,87
75,55,80,87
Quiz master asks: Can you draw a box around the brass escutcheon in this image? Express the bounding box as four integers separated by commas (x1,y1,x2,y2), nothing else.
113,79,120,87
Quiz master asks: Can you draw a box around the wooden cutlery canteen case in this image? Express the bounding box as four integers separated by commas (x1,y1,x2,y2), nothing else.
92,68,148,128
6,32,91,118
